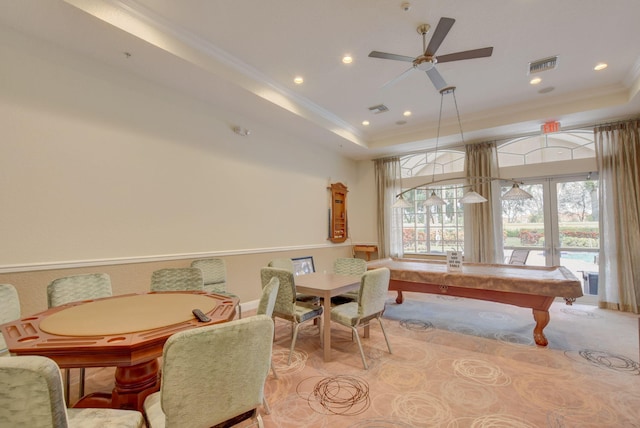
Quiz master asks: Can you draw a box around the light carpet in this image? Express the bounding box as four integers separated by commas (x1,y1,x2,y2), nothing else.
79,292,640,427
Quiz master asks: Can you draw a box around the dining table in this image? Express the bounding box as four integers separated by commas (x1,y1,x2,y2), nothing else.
294,272,361,362
0,291,238,411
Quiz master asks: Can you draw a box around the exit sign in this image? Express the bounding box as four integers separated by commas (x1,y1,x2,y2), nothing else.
541,121,561,134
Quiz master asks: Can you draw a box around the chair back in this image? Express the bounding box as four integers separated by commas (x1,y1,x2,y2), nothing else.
333,258,367,276
0,284,20,324
47,273,112,308
357,267,391,318
260,267,296,316
0,355,69,427
509,249,530,265
158,316,274,427
257,277,280,318
0,284,21,354
190,258,227,292
267,258,294,272
150,268,204,292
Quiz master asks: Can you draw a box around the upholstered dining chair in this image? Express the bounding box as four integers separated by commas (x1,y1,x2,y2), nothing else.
268,258,319,305
0,355,144,427
150,267,204,292
331,257,368,305
0,284,21,356
256,276,280,414
47,273,113,308
267,257,295,272
257,277,280,377
260,267,323,365
257,277,280,322
143,315,274,428
47,273,113,404
190,258,242,318
330,267,392,370
508,249,530,265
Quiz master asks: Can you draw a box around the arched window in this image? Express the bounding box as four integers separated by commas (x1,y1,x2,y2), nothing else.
496,130,598,294
399,149,466,254
398,131,596,256
400,149,465,178
498,130,594,167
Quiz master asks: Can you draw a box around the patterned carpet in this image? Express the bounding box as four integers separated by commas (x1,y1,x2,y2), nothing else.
82,292,640,427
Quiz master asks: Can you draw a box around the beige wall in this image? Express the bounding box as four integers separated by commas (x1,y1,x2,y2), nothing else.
0,27,378,315
0,247,357,317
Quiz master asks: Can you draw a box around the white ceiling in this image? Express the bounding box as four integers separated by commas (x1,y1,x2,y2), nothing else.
2,0,640,160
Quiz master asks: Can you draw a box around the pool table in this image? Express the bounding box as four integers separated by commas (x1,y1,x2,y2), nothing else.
368,258,583,346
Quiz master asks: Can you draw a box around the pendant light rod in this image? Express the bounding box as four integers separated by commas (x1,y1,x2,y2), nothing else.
395,176,526,199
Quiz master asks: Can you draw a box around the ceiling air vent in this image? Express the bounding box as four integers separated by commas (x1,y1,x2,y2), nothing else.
528,56,558,74
368,104,389,114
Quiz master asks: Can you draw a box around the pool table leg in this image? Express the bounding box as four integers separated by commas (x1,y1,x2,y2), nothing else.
532,309,550,346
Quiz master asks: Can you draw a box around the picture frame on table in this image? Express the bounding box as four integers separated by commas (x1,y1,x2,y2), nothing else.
292,256,315,276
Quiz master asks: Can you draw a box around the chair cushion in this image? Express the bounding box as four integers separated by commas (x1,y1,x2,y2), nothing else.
295,293,320,304
67,408,145,428
330,302,359,326
293,304,323,323
204,283,225,294
204,285,239,299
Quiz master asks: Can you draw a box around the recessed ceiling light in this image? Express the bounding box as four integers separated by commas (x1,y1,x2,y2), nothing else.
362,120,370,126
403,110,412,117
342,55,353,64
530,77,542,85
294,76,304,85
594,62,608,71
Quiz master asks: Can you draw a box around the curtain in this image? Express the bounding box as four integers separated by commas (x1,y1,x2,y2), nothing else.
375,157,403,259
463,141,503,263
594,119,640,313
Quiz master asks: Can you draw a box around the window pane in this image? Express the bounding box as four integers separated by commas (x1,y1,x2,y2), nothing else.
402,185,464,254
556,180,600,249
502,183,545,252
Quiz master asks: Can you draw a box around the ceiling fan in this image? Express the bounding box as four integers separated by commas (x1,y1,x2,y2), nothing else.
369,17,493,92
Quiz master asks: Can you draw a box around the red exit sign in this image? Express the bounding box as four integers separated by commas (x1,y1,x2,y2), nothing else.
541,121,561,134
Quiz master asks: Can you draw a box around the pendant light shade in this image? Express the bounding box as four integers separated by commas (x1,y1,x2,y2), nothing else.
392,195,412,208
502,183,533,200
424,191,447,206
459,190,488,204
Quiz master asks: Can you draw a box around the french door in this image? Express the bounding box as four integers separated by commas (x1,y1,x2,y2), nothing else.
501,176,600,294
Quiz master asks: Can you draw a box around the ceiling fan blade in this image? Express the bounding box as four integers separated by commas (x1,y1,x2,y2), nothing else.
425,67,448,92
381,66,415,88
424,17,455,56
436,47,494,63
368,51,415,62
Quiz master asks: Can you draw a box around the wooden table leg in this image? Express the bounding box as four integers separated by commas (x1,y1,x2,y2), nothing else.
395,290,404,304
532,309,550,346
322,292,332,362
73,359,160,412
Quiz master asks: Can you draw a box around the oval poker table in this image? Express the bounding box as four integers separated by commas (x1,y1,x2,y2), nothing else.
0,291,238,411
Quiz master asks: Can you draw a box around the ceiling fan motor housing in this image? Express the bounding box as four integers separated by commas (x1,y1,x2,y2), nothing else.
414,55,437,71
